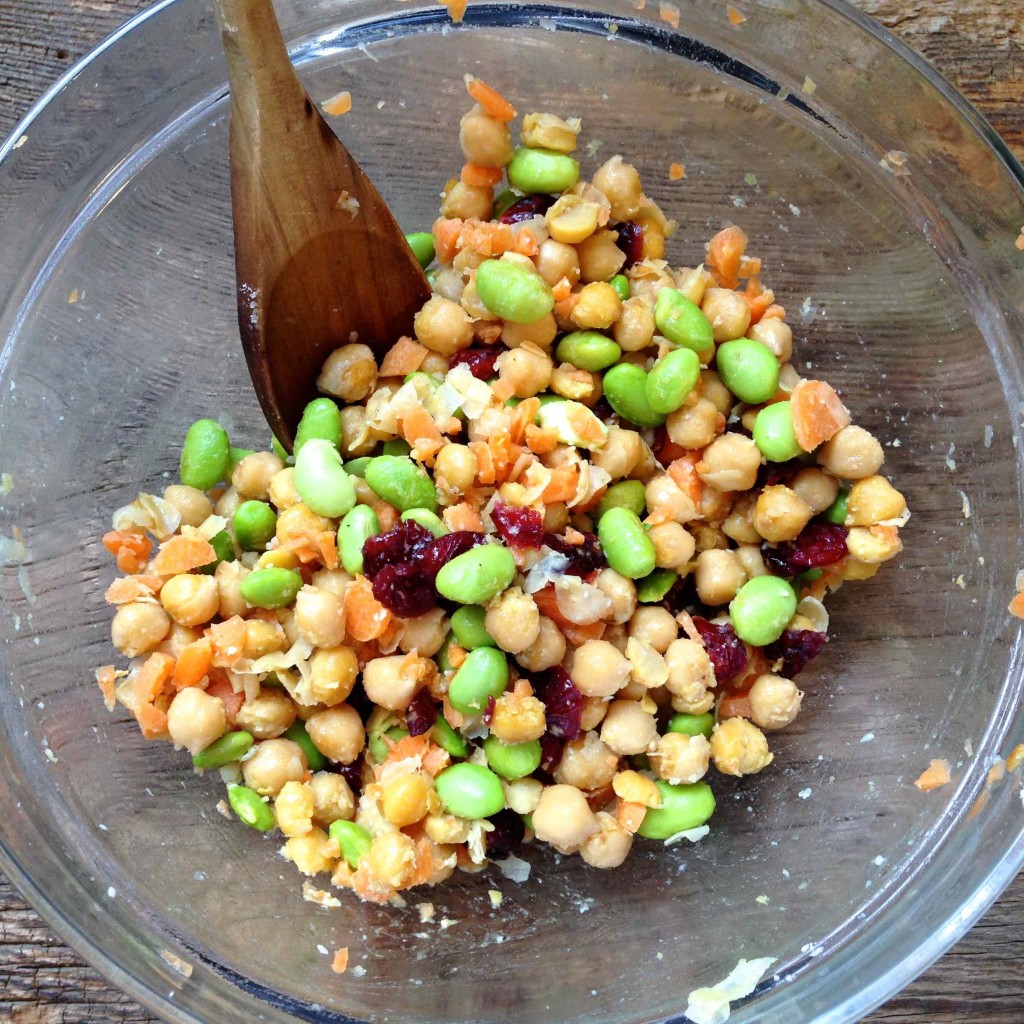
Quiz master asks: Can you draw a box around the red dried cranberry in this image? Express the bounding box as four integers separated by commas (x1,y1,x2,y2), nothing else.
762,523,848,577
449,347,501,380
766,629,828,679
543,531,605,577
420,530,487,578
691,616,748,686
405,688,438,737
662,572,698,616
499,194,555,225
539,733,566,773
485,809,526,859
756,458,803,489
483,695,496,725
492,502,544,549
615,220,644,268
362,520,434,580
589,397,614,423
372,563,437,617
536,666,584,740
337,759,363,794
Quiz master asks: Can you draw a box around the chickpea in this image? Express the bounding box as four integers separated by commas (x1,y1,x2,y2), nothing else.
817,425,884,479
459,104,514,166
275,780,314,838
293,585,345,649
362,654,433,710
398,608,448,658
625,637,669,690
532,784,599,853
593,568,637,625
753,485,813,543
748,317,793,362
498,343,553,398
635,214,666,261
575,230,627,283
515,616,566,672
664,637,713,698
709,717,773,776
381,770,434,827
283,827,336,876
846,475,906,526
490,690,547,743
160,573,219,628
307,647,358,707
628,606,677,653
339,406,376,458
592,155,643,221
434,443,478,495
485,587,540,654
748,673,803,731
441,179,493,221
649,522,696,571
367,830,418,888
306,704,364,764
550,363,602,404
228,451,282,502
571,639,631,698
700,370,734,415
543,502,569,534
667,396,720,450
843,558,880,581
458,277,494,321
111,602,171,658
552,731,618,790
166,687,227,756
235,689,296,740
600,699,657,756
242,738,308,797
316,343,377,403
610,296,654,352
570,282,622,330
698,433,761,492
734,543,767,579
521,111,579,153
268,467,300,511
651,732,710,784
846,525,903,563
721,493,760,545
673,265,713,306
309,568,352,599
157,622,202,660
424,812,473,845
534,238,581,287
791,467,840,515
502,312,558,349
310,771,355,827
162,484,213,529
701,287,751,342
214,486,241,520
579,811,633,868
694,549,746,606
586,426,638,481
215,560,250,619
414,296,474,356
645,474,697,524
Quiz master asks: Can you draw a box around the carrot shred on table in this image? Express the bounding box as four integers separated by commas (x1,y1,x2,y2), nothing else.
96,665,117,712
345,576,392,642
173,637,213,690
208,616,248,667
151,535,217,576
464,75,516,122
321,91,352,117
668,162,686,181
790,379,851,450
461,162,503,187
379,337,429,377
705,225,748,289
914,758,951,792
1008,591,1024,619
727,4,746,24
658,1,680,29
331,948,350,974
1007,743,1024,773
442,0,469,24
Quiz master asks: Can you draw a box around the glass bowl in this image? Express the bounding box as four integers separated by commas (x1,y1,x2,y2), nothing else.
1,1,1022,1022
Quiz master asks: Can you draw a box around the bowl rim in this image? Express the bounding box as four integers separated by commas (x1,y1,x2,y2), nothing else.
0,2,1022,1023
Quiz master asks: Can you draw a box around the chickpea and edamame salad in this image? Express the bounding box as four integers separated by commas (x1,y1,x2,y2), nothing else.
96,76,909,905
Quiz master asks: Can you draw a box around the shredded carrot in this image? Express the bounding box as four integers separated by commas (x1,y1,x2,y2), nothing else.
379,337,429,377
476,321,503,345
1008,592,1024,619
668,162,686,181
321,91,352,117
468,441,496,486
461,162,503,187
914,758,951,792
509,397,541,445
442,501,485,533
490,378,516,404
331,948,350,975
460,219,516,257
727,3,746,24
208,616,248,667
96,665,117,712
206,671,245,725
741,276,775,325
551,276,573,302
790,379,851,450
401,403,445,460
616,799,647,833
442,0,469,24
316,530,340,571
172,637,213,690
515,228,540,258
705,224,748,289
151,535,217,576
432,217,463,264
541,464,579,503
668,454,703,506
525,424,559,454
465,75,516,122
372,500,398,533
658,1,680,29
136,702,169,740
104,575,160,604
133,652,176,706
102,530,153,575
345,576,392,642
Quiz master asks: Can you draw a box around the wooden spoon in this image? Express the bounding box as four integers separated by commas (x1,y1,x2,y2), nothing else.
212,0,431,450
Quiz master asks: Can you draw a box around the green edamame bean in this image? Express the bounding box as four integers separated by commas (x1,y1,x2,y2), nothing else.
192,730,253,769
609,274,630,301
239,567,303,609
435,544,516,605
401,507,448,537
637,780,715,839
535,399,609,450
799,567,824,582
483,735,541,780
654,288,714,353
597,507,656,580
199,529,236,574
603,363,666,428
555,330,622,372
636,569,678,603
667,713,715,739
228,784,275,832
729,574,797,646
383,438,412,457
494,188,520,216
646,348,701,415
284,721,327,772
715,338,780,404
294,397,343,454
229,447,255,473
364,456,438,513
596,479,646,521
329,820,373,868
448,647,509,715
450,605,496,649
432,718,469,758
753,400,803,462
506,147,580,194
824,489,849,525
405,231,436,269
369,725,409,763
475,258,554,325
233,500,278,551
343,456,372,477
271,436,290,462
180,419,231,490
337,505,381,575
294,438,357,518
434,763,506,819
436,632,457,674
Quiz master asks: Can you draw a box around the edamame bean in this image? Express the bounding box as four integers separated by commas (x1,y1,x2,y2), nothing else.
405,231,436,269
432,718,469,758
434,762,506,818
337,505,381,575
596,479,646,521
654,288,714,353
193,730,254,769
609,274,630,301
483,736,541,780
555,330,622,372
239,567,303,609
369,725,409,763
448,647,509,714
603,363,666,428
636,569,678,603
824,489,849,525
506,147,580,194
450,605,496,649
436,632,457,674
475,259,554,325
180,419,231,490
667,713,715,739
494,189,520,216
199,529,236,574
646,348,701,415
284,720,328,772
228,784,276,831
294,438,357,518
597,506,656,580
329,820,373,868
294,397,343,453
271,436,290,462
435,544,516,605
715,338,779,404
401,507,448,537
637,780,715,839
729,574,797,645
364,456,438,513
384,438,412,457
233,500,278,550
753,401,803,462
343,456,372,477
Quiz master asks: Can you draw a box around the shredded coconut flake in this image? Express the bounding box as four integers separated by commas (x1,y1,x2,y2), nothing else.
112,492,181,540
496,854,531,883
488,889,503,907
417,901,436,923
303,881,342,908
801,75,816,95
524,549,570,593
665,824,710,845
685,957,776,1024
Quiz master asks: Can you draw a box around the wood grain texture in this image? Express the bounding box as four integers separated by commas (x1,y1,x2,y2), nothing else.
0,1,1021,1022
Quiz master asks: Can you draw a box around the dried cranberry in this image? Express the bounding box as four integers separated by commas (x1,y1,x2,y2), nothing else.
405,688,438,737
483,695,496,725
691,616,748,686
420,530,487,578
756,458,803,490
615,220,644,268
492,503,544,549
338,759,364,795
663,572,698,616
449,347,501,380
539,733,566,773
535,666,584,740
543,531,605,578
485,809,526,859
372,563,437,617
589,397,614,423
766,628,828,679
499,194,555,225
362,520,434,580
762,522,848,577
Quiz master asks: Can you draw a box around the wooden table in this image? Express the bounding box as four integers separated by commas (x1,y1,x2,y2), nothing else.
1,1,1022,1021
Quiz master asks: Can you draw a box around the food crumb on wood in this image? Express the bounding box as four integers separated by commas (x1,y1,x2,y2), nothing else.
322,91,352,116
801,75,816,95
440,0,469,22
159,950,194,979
1015,227,1024,251
215,799,232,819
684,957,776,1024
669,162,686,180
488,889,503,907
417,901,435,923
914,758,951,792
13,135,27,149
727,5,746,25
331,947,350,974
1008,572,1024,619
69,289,79,304
659,1,680,28
1006,744,1024,773
987,759,1006,786
880,150,911,177
337,191,361,217
303,881,342,907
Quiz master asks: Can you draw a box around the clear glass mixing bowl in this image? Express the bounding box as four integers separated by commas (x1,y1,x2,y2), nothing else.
1,1,1022,1022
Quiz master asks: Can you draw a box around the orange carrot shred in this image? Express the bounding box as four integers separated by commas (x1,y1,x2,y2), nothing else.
669,162,685,180
133,652,176,706
705,224,748,289
465,75,516,122
525,424,559,454
345,576,392,642
442,0,468,23
432,217,463,264
104,576,159,604
461,162,503,187
151,535,217,576
379,337,429,377
172,637,213,690
321,91,352,117
96,665,117,711
914,759,951,792
208,616,248,667
1009,592,1024,619
331,948,350,975
727,4,746,24
616,799,647,833
102,531,153,574
790,379,851,450
206,671,245,725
